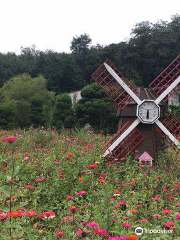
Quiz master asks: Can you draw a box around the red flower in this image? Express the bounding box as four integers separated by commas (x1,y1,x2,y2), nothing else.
59,175,65,178
93,229,107,236
126,235,138,240
140,165,145,168
87,164,97,169
130,209,137,213
114,190,120,194
78,177,83,182
8,211,23,218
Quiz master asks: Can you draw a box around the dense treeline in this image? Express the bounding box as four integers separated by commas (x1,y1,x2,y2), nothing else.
0,15,180,93
0,15,180,131
0,75,118,133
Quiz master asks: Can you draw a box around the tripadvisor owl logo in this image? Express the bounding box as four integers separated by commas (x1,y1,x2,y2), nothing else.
135,227,143,235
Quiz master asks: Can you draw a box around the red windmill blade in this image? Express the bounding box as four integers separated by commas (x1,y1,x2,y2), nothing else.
102,121,145,159
149,55,180,102
92,57,180,159
162,113,180,138
156,113,180,148
91,59,138,110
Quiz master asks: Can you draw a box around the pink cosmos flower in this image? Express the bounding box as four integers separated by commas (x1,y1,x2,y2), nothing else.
65,216,73,220
0,212,8,221
69,206,78,213
1,136,18,143
165,222,175,227
93,229,107,236
87,221,99,229
25,185,34,189
118,201,126,205
153,197,160,201
75,191,87,196
174,184,180,188
137,205,143,208
156,175,161,179
56,231,65,237
109,198,115,201
36,178,46,182
37,211,55,218
76,230,82,237
163,209,172,214
9,179,16,184
67,196,73,200
18,207,25,210
25,210,36,217
163,189,170,194
153,214,161,218
141,219,147,223
120,223,132,228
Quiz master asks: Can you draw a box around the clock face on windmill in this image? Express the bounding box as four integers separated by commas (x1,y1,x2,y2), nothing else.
137,100,160,124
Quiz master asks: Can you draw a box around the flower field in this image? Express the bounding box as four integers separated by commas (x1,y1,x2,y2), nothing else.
0,129,179,240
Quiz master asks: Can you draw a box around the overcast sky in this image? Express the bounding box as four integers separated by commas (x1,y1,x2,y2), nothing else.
0,0,179,54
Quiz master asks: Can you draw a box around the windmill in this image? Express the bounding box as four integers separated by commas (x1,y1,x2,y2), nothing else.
92,56,180,160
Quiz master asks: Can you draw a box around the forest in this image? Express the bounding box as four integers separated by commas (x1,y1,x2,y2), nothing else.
0,15,180,131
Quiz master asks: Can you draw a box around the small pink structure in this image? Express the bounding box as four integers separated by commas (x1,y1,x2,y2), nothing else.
138,151,154,166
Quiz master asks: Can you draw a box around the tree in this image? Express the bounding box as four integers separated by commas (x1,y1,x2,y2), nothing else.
75,83,118,133
0,16,180,96
52,93,76,129
0,105,14,129
71,34,93,86
29,94,44,127
70,33,92,55
0,74,54,127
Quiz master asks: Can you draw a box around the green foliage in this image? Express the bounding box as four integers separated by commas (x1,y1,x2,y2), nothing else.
29,94,44,127
0,74,54,127
30,129,53,148
0,105,14,129
52,93,76,129
75,83,118,133
70,33,92,55
170,105,180,120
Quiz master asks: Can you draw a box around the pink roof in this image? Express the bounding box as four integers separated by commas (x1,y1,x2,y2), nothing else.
138,151,154,161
